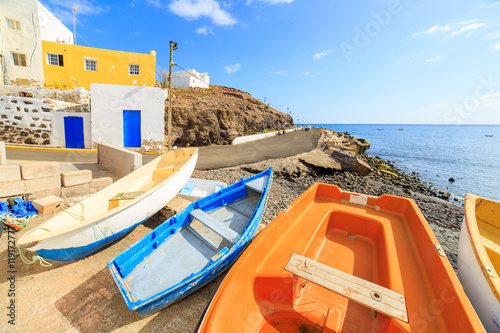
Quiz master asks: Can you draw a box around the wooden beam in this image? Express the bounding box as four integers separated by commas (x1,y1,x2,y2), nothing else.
109,191,145,201
285,253,408,323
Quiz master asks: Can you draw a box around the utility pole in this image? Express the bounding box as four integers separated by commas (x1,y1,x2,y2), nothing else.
262,97,267,133
72,5,78,45
168,41,177,151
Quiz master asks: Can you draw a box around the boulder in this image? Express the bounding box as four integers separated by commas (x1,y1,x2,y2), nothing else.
355,158,372,176
330,149,357,171
299,151,342,171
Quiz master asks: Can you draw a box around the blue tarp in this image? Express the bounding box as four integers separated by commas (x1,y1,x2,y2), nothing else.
0,198,37,218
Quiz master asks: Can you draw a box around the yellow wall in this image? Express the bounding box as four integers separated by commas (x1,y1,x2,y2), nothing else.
42,41,156,90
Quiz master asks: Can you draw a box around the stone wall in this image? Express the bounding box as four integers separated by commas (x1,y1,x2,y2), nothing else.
0,85,90,104
0,96,53,145
0,85,91,146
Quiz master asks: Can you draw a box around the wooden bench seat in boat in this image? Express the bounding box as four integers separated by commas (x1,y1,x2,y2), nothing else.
190,209,240,244
285,253,408,323
109,191,145,201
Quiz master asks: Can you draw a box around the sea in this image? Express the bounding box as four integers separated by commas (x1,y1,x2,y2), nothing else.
309,124,500,202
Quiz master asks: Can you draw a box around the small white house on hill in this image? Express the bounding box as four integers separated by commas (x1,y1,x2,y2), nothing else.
172,69,209,89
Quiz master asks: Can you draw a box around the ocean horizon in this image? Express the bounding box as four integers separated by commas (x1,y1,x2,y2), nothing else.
310,124,500,202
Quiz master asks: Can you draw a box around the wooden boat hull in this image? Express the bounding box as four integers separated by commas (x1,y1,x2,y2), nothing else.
18,148,198,262
458,194,500,332
108,168,272,318
198,184,484,332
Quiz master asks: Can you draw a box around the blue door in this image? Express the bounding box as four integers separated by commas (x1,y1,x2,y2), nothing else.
64,116,84,148
123,110,141,147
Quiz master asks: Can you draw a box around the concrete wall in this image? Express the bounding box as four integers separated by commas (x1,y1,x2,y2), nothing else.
43,41,157,90
97,143,142,177
232,131,277,145
0,0,44,86
172,69,209,89
0,141,5,164
38,1,73,44
91,83,166,152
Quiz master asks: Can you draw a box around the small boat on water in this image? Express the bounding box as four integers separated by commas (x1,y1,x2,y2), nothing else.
198,184,484,332
458,194,500,332
18,148,198,262
108,168,272,318
485,135,494,137
178,178,227,201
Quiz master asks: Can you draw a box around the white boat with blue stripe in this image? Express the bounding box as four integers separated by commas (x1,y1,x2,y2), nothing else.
17,148,198,262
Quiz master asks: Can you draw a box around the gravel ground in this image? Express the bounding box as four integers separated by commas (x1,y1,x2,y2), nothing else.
192,155,463,273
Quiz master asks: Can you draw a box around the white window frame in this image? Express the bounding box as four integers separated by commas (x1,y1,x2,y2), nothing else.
46,52,63,66
129,64,140,75
11,52,26,66
5,18,21,31
84,59,97,72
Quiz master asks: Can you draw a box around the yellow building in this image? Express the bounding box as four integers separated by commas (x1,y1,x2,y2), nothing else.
42,41,156,90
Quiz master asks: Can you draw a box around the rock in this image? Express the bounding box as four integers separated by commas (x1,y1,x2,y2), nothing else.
299,151,342,171
355,158,372,176
330,149,357,171
448,177,455,182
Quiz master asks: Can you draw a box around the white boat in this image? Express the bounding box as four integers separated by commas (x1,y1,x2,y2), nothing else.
18,148,198,262
178,178,227,201
458,193,500,332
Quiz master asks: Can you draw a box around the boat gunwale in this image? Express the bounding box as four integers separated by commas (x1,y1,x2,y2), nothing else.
464,193,500,302
18,148,199,246
109,168,272,312
198,183,484,332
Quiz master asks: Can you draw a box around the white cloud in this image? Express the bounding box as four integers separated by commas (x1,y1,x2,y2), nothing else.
449,23,485,38
269,70,287,75
300,72,310,76
40,0,107,23
312,49,332,60
224,63,241,73
414,21,485,38
485,31,500,39
169,0,236,26
196,25,214,34
147,0,163,7
492,42,500,50
413,24,452,36
425,56,442,62
246,0,292,4
424,103,450,109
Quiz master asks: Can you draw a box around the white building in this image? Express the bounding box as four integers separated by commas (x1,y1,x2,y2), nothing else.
0,0,72,86
91,84,167,152
172,69,209,89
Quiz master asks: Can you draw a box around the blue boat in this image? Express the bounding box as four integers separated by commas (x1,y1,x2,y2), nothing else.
108,168,272,318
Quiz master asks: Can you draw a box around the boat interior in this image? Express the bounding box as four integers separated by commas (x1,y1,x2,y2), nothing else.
112,174,269,304
202,184,478,332
475,197,500,275
24,149,196,239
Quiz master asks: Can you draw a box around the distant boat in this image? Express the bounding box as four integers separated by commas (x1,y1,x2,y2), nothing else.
198,184,484,332
18,148,199,262
485,135,493,137
458,193,500,332
109,168,272,318
398,128,403,131
377,128,383,130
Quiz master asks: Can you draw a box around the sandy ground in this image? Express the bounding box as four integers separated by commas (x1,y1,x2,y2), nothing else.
0,196,223,333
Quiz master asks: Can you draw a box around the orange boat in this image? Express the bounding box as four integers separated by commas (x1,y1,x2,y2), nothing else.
198,184,484,332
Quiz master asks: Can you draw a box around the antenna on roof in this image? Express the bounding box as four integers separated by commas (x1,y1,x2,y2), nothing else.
73,5,79,45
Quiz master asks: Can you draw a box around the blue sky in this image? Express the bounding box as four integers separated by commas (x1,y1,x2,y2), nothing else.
39,0,500,124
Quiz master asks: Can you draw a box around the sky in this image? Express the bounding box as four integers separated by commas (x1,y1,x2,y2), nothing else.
38,0,500,124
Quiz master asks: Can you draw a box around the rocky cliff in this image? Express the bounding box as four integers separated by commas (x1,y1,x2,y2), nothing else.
167,85,294,147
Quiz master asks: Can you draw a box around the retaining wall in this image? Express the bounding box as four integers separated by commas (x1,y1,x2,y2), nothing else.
97,143,142,177
232,132,277,145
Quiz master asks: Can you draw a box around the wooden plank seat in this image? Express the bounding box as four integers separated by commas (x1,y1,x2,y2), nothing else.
285,253,408,323
109,191,145,201
190,209,240,244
